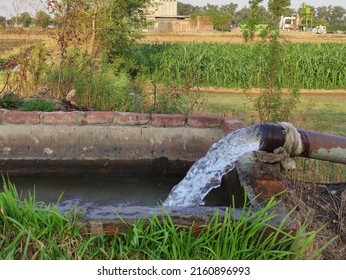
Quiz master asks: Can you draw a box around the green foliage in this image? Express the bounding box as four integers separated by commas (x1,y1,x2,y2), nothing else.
0,93,23,109
0,16,6,28
18,12,32,27
268,0,291,18
19,99,56,112
2,43,48,97
254,30,300,123
79,65,133,111
34,11,52,28
177,2,200,15
43,49,133,111
254,87,300,123
99,0,153,61
0,177,83,260
131,43,346,90
243,0,264,41
191,5,236,31
316,5,346,26
0,177,330,260
141,83,205,115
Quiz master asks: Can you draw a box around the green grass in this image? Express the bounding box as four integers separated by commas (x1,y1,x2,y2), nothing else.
200,91,346,184
0,177,329,260
199,92,346,136
19,99,56,112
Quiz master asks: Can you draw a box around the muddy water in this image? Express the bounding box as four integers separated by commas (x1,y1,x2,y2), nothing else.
2,172,231,208
164,126,261,207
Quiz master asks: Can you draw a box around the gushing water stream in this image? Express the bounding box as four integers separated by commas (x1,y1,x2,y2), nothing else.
164,126,262,207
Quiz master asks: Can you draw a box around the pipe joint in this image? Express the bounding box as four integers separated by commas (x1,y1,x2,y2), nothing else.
279,122,303,157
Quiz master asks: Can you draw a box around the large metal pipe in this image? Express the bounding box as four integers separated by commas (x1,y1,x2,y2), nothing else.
257,123,346,164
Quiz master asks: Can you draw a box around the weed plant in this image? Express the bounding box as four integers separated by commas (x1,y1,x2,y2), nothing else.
44,49,134,111
19,99,56,112
0,93,23,109
0,177,330,260
253,30,300,123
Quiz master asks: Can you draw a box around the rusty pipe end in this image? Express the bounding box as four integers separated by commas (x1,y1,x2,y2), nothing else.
258,122,346,164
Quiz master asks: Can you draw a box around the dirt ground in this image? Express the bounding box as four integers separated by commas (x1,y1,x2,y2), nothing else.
142,29,346,44
283,181,345,259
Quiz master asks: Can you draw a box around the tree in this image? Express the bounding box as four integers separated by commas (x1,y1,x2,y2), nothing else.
243,0,264,41
268,0,290,28
330,6,346,25
44,0,153,97
98,0,153,61
7,17,16,27
220,3,238,15
201,4,219,13
268,0,290,17
0,16,6,28
177,2,199,15
4,0,28,27
282,7,295,17
34,11,51,28
235,6,251,26
46,0,91,97
316,6,332,22
220,3,238,29
18,12,32,27
253,0,300,123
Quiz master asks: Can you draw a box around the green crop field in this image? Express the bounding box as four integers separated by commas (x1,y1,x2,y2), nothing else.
134,42,346,90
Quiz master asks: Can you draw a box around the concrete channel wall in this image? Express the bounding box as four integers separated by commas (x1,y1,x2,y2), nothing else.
0,110,244,174
0,109,297,235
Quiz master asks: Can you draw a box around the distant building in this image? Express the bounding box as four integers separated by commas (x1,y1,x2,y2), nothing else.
147,0,177,19
145,0,214,33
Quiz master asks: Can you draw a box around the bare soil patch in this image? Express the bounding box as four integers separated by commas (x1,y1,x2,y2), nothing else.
142,29,346,44
283,181,345,259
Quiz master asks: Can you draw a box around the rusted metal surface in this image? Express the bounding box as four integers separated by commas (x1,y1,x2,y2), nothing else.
256,123,346,164
297,129,346,164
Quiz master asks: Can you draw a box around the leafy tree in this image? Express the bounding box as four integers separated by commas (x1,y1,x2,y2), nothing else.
268,0,290,17
46,0,91,97
243,0,264,41
18,12,32,27
7,17,16,27
189,2,240,31
330,6,346,25
283,7,295,17
177,2,199,15
220,3,238,29
44,0,153,97
34,11,51,28
234,6,251,26
98,0,153,61
316,6,332,22
253,0,300,123
0,16,6,28
268,0,290,28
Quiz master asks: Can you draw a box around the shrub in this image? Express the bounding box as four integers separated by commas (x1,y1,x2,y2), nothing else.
0,93,23,109
20,99,56,112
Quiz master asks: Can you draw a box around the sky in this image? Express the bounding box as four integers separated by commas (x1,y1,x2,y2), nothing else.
180,0,346,10
1,0,345,18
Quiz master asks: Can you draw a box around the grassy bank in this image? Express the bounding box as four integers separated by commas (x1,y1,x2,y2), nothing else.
200,91,346,136
0,178,328,260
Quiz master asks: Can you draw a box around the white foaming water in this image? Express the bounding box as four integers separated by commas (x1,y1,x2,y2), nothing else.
163,126,261,207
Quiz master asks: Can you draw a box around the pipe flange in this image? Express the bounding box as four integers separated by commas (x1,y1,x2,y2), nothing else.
279,122,303,157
